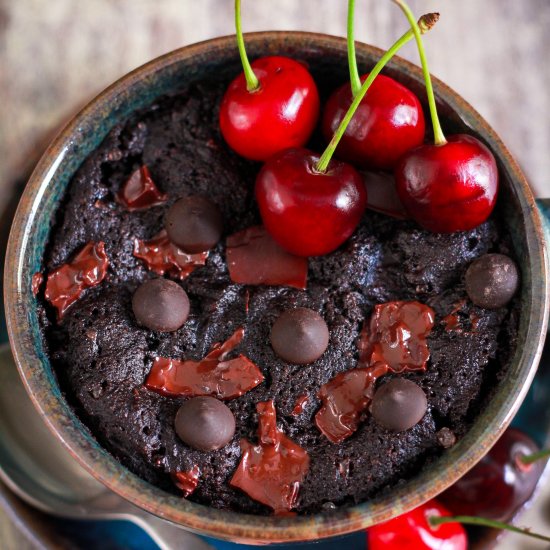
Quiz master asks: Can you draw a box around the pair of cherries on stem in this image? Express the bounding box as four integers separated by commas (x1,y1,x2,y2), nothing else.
221,0,425,170
220,0,498,257
368,428,550,549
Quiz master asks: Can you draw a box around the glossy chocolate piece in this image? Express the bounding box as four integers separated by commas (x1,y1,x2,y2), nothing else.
270,308,329,364
117,165,168,210
226,226,307,290
291,395,309,416
175,397,235,451
165,196,223,253
172,466,201,497
442,299,467,332
133,230,208,280
230,400,309,514
358,301,435,372
316,365,388,443
466,253,519,309
44,241,109,319
132,278,189,332
145,328,264,399
371,379,427,431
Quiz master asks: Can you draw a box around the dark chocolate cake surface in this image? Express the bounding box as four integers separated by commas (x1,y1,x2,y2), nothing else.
38,79,519,515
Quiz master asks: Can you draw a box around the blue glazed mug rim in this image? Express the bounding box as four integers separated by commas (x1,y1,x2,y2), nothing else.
4,32,549,544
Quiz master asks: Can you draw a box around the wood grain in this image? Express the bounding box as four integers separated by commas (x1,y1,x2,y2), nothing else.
0,0,549,547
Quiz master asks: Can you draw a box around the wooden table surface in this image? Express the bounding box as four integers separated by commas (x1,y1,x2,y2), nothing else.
1,1,549,548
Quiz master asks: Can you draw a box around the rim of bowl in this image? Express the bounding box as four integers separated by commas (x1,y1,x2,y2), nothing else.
4,31,549,544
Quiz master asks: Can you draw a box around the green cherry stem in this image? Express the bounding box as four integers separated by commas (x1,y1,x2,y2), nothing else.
519,447,550,465
429,515,550,543
315,12,439,174
347,0,362,97
235,0,259,92
393,0,446,145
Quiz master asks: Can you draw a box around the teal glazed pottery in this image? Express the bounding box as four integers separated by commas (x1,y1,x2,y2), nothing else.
4,33,550,544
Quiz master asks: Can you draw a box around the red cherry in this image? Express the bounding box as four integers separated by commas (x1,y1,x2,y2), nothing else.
219,56,320,161
439,428,545,522
322,74,425,171
255,148,367,257
368,499,467,550
391,3,498,234
394,134,498,232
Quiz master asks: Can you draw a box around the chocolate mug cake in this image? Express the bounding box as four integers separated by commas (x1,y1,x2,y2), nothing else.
29,0,523,520
34,78,519,515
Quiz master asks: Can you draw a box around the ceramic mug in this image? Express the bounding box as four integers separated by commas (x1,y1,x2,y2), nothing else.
4,32,550,544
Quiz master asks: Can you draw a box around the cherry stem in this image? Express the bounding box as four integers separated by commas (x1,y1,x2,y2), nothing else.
429,515,550,543
315,12,440,174
347,0,362,97
393,0,446,146
520,447,550,465
235,0,259,92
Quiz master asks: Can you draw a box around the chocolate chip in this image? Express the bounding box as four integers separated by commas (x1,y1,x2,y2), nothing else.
465,253,519,309
270,308,329,364
132,278,189,332
371,379,427,432
165,196,223,253
436,427,457,448
175,397,235,451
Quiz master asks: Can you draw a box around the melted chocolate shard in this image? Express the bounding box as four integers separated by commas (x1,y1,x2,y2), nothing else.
230,400,310,514
32,272,44,296
172,466,201,497
470,312,480,331
117,166,168,211
226,226,307,290
316,301,435,443
363,171,409,219
358,300,435,372
291,394,309,416
45,242,109,320
145,328,264,400
133,230,208,280
316,365,388,444
442,299,467,333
